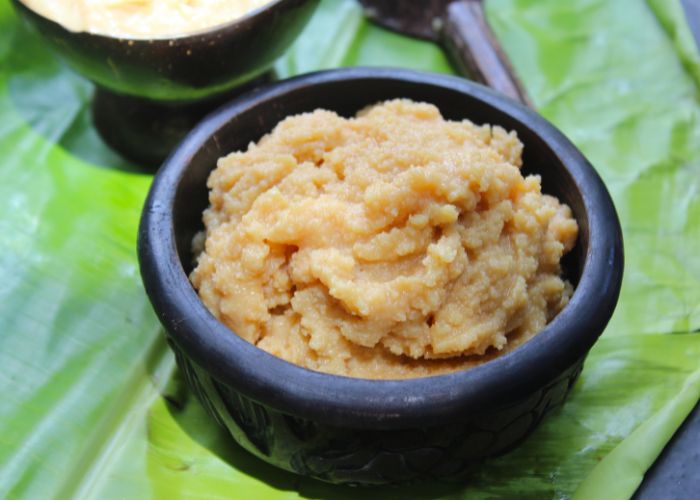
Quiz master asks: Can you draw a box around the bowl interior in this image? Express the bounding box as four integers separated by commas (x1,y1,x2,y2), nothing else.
173,76,587,285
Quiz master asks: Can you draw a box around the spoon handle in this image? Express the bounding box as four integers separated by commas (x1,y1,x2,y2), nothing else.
441,0,532,107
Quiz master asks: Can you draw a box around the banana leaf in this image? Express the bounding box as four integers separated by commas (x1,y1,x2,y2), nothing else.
0,0,699,498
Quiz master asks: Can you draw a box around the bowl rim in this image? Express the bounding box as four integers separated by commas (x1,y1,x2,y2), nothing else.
138,67,624,429
13,0,303,42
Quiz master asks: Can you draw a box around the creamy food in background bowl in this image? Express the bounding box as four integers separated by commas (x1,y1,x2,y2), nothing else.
138,68,623,484
21,0,273,38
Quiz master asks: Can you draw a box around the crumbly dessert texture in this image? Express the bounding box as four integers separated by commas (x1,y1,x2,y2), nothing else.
190,100,579,379
22,0,271,38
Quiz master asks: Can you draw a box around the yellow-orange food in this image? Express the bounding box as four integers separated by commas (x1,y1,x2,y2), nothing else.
21,0,271,38
191,100,578,379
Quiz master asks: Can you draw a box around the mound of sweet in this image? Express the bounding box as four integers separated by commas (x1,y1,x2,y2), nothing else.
191,100,578,379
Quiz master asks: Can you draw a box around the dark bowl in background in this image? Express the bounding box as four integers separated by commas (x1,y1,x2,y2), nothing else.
11,0,319,100
138,68,624,485
11,0,320,165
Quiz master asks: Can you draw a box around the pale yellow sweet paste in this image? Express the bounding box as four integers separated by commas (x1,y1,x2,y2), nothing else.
191,100,579,379
22,0,271,38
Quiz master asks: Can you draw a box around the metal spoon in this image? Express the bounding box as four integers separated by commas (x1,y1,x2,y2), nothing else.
359,0,532,107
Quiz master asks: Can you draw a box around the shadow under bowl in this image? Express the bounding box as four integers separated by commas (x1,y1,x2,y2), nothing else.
138,68,624,485
11,0,319,165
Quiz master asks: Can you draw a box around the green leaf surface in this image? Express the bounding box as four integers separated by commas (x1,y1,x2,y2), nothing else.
573,360,700,500
0,0,699,499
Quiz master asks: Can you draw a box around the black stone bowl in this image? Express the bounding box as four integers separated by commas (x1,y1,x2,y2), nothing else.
138,68,624,485
11,0,319,165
